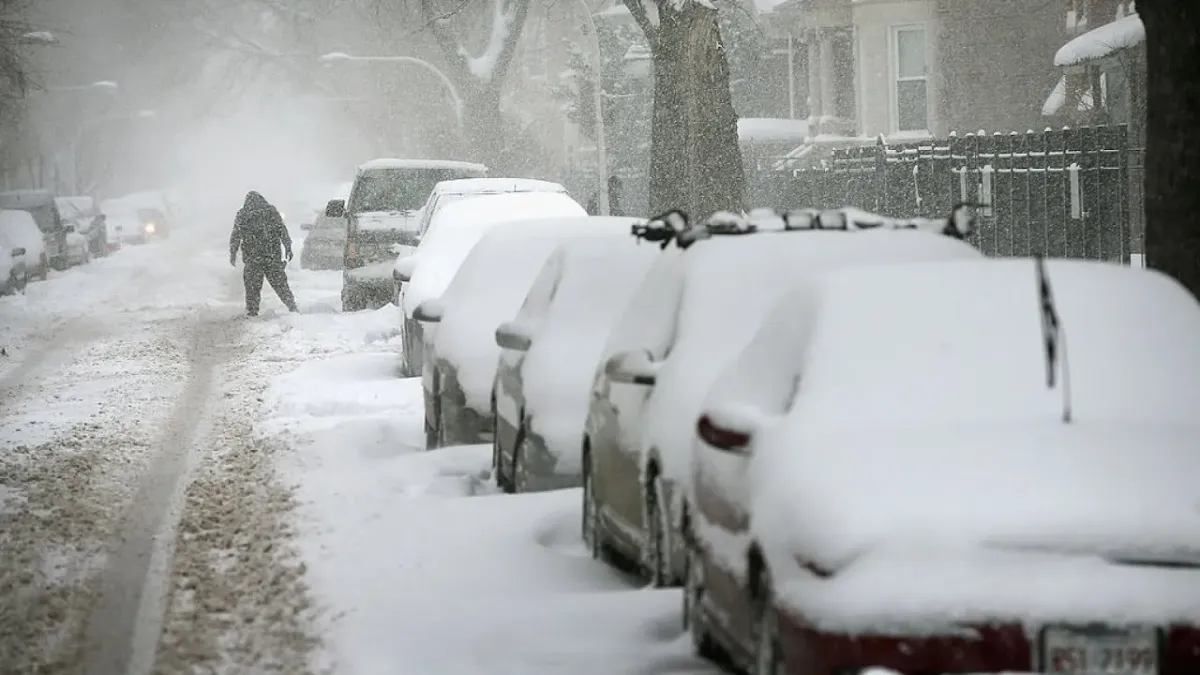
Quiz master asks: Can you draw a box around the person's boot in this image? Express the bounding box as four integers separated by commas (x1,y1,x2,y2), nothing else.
247,308,258,317
288,303,299,313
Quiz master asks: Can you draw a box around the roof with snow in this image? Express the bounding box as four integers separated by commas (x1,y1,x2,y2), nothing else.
356,158,490,173
1055,13,1144,67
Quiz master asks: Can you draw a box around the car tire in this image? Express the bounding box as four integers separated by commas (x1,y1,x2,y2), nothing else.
511,424,528,493
582,452,604,561
684,539,719,659
753,572,784,675
644,473,672,587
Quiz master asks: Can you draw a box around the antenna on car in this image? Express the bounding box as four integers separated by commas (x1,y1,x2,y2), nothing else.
1034,256,1072,423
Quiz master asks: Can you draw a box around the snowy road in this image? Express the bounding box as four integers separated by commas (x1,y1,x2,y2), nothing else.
0,222,720,674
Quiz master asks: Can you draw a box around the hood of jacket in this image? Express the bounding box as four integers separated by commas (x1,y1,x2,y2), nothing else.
241,191,271,213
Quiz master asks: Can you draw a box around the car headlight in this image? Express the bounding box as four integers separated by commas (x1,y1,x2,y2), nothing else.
144,223,156,233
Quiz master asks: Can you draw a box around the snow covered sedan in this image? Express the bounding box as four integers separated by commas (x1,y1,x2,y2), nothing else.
415,216,640,450
491,230,659,493
412,177,569,240
686,257,1200,675
394,191,586,378
328,158,488,312
0,209,49,281
583,207,979,587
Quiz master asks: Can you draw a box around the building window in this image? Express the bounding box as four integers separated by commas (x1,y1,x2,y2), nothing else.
892,26,928,132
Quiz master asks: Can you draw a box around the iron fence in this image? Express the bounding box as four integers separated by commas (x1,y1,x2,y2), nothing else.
749,124,1140,263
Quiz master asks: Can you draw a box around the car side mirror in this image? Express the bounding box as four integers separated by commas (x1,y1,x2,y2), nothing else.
604,349,658,386
394,255,417,283
325,199,345,218
495,321,533,351
413,298,445,323
11,247,25,257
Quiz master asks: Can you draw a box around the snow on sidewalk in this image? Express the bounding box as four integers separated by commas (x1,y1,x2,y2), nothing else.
254,269,720,675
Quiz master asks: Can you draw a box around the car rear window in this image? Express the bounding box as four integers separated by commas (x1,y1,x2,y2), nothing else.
350,168,486,214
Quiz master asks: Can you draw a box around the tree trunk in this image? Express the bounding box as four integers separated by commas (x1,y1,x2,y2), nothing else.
1139,0,1200,299
645,3,745,219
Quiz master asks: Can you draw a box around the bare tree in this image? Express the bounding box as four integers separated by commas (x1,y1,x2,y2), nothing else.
1139,0,1200,298
624,0,744,217
0,0,38,183
417,0,533,170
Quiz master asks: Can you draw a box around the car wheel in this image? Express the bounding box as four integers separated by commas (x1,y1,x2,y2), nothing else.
512,426,529,493
753,571,784,675
684,540,719,659
582,457,602,560
644,473,671,587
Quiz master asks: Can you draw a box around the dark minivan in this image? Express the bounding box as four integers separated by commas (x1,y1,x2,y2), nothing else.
326,159,488,312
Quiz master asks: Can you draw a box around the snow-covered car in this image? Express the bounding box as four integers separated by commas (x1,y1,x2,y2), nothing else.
413,177,570,240
326,158,488,312
99,199,142,247
415,215,638,450
63,227,91,265
0,243,29,295
56,195,107,257
583,207,979,587
394,191,586,377
686,257,1200,675
492,233,659,493
0,189,68,269
138,207,169,240
0,209,49,281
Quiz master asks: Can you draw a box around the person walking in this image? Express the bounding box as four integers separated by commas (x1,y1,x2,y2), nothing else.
229,190,298,316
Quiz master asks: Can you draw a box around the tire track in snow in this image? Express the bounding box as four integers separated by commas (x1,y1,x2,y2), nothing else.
81,309,243,675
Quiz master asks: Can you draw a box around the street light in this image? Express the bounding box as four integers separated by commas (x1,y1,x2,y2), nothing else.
319,51,465,136
20,31,57,45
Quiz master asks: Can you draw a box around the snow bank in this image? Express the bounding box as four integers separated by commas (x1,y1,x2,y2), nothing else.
357,158,489,173
1055,13,1144,66
521,237,660,470
259,353,417,435
401,191,586,318
436,217,642,414
738,117,812,143
640,230,981,486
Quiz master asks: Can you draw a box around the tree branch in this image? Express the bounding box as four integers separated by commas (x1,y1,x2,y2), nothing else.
622,0,659,47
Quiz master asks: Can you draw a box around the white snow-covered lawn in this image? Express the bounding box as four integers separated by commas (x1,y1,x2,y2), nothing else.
253,263,719,675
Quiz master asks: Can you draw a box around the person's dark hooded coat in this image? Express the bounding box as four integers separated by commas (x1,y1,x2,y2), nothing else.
230,191,291,263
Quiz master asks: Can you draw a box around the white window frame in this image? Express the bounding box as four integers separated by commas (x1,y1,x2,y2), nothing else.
888,24,931,135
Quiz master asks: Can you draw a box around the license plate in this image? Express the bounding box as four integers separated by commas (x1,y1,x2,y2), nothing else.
1043,626,1158,674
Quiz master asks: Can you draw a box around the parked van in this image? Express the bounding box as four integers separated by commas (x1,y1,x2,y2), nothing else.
0,209,49,280
325,158,488,312
0,189,68,269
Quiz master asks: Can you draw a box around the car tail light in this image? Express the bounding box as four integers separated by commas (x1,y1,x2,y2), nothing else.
697,414,752,451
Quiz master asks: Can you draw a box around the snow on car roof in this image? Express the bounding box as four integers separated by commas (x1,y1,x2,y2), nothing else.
357,158,489,173
401,192,586,318
518,231,659,466
0,189,54,208
0,209,45,255
743,260,1200,617
55,196,96,218
616,229,982,485
429,177,566,196
435,216,640,414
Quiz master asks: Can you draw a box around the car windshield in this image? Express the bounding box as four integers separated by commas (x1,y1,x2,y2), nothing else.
350,169,482,214
17,204,58,232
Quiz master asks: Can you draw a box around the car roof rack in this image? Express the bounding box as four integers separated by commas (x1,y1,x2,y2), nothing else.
779,203,977,240
632,209,759,250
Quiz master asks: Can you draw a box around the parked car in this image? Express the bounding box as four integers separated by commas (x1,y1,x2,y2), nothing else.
325,158,488,312
300,185,353,270
63,226,91,265
395,191,586,377
686,257,1200,675
0,243,28,295
413,177,569,240
492,233,659,493
583,207,979,587
0,189,68,269
99,199,142,247
415,215,639,450
0,209,49,280
56,195,107,257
